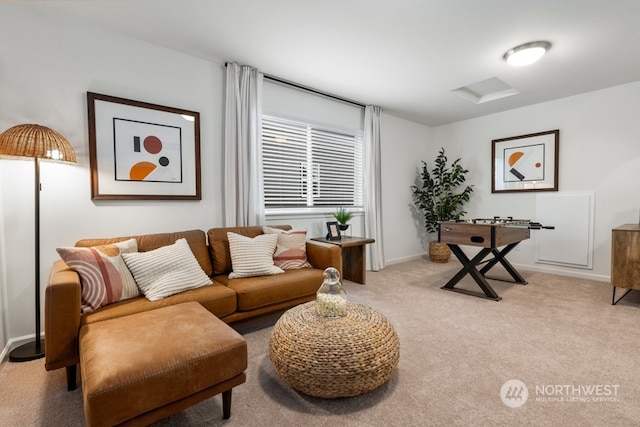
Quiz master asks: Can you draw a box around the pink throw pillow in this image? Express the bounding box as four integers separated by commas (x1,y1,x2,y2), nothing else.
263,226,312,270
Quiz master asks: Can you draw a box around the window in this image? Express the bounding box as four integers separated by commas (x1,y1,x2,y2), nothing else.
262,115,363,211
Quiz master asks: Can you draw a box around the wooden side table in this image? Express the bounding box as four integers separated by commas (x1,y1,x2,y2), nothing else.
310,236,375,284
611,224,640,304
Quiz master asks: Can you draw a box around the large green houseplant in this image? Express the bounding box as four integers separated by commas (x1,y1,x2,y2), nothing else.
411,147,474,262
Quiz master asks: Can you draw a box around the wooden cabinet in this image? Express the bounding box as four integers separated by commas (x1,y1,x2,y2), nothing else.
611,224,640,304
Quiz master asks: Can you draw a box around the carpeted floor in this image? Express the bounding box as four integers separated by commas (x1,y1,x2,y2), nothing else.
2,258,640,426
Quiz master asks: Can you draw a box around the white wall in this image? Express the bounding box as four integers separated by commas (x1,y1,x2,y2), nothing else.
380,114,432,264
263,80,364,130
432,82,640,280
0,4,224,348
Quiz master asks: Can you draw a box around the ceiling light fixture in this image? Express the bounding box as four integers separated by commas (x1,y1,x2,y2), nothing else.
503,41,551,67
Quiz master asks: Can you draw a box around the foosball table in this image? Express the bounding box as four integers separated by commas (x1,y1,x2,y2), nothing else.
438,217,554,301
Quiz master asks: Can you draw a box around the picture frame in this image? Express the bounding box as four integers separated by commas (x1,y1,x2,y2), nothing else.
326,221,341,240
491,129,559,193
87,92,201,200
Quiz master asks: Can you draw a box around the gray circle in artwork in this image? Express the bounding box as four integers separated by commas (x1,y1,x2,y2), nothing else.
159,156,170,167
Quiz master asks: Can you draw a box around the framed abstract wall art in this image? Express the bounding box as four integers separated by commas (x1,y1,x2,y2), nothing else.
87,92,201,200
491,129,559,193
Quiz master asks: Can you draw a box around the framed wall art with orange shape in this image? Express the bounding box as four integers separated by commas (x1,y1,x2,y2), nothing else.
491,129,559,193
87,92,201,200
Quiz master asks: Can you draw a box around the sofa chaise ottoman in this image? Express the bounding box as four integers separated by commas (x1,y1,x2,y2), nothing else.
80,302,247,426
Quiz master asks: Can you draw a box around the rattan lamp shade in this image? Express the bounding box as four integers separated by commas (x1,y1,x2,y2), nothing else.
0,124,76,162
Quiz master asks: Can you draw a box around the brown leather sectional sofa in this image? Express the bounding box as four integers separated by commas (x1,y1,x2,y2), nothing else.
45,225,342,391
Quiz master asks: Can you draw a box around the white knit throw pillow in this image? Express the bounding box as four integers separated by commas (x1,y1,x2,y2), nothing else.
227,232,284,279
122,238,211,301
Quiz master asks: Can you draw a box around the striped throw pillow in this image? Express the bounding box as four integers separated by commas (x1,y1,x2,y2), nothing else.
227,232,284,279
122,238,211,301
57,238,140,314
262,226,312,270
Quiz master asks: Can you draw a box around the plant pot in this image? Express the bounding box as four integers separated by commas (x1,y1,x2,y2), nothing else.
338,224,350,232
429,242,451,263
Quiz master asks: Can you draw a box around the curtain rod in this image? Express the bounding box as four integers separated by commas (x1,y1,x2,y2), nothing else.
225,62,365,108
263,74,366,109
224,61,366,108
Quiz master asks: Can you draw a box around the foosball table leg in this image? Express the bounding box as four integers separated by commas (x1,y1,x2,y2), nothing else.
480,243,528,285
441,246,502,301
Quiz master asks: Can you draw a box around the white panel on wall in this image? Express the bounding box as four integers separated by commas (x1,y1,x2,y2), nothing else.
535,192,594,269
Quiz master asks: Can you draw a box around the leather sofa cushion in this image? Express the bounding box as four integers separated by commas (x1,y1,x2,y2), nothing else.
215,268,323,312
81,282,237,326
76,229,213,276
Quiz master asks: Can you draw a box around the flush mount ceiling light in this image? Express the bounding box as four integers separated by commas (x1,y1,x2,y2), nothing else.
503,41,551,67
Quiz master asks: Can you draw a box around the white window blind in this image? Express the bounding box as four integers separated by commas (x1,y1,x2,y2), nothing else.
262,115,363,210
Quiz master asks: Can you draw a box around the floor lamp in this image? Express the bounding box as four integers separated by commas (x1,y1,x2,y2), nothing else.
0,124,76,362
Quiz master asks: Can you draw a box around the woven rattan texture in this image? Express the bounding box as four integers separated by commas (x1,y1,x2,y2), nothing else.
269,301,399,398
429,242,451,263
0,124,76,162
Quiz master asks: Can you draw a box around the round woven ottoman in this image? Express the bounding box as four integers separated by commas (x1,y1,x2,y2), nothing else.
269,301,400,398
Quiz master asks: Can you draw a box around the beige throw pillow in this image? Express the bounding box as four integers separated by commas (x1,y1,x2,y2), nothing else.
227,232,284,279
262,226,312,270
122,238,211,301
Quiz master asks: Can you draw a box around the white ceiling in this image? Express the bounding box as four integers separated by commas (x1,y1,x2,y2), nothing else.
23,0,640,126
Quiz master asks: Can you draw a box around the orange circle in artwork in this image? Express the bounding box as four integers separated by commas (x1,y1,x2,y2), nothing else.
144,136,162,154
535,162,541,168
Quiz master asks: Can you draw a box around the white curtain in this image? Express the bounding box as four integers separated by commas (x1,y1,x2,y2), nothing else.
364,105,385,271
224,62,264,226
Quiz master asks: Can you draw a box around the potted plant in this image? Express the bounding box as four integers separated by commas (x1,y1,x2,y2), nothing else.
411,147,474,262
333,207,353,231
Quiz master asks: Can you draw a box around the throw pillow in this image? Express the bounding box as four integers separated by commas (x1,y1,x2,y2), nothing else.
121,238,212,301
56,238,139,314
262,226,312,270
227,232,284,279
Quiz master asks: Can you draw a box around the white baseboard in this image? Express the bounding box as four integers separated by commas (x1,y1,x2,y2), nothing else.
0,343,8,363
513,262,610,282
1,333,40,363
383,253,427,266
379,253,610,283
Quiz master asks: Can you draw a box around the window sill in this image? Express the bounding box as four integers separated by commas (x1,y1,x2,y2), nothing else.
265,208,364,221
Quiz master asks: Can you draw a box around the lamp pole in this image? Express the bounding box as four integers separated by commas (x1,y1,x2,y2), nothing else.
9,156,45,361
